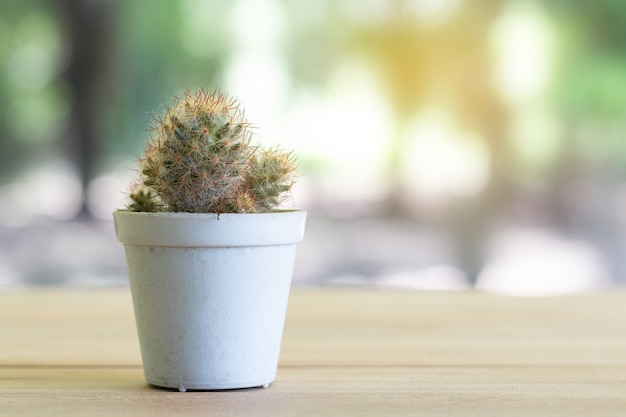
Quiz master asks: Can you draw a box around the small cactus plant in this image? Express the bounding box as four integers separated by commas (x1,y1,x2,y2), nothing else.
127,88,297,213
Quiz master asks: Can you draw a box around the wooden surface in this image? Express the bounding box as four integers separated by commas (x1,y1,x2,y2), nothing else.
1,288,626,416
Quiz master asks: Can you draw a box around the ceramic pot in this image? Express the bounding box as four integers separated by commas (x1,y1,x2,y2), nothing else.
113,210,306,391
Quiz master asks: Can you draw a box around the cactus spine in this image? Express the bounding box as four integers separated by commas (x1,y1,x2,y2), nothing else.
128,88,296,213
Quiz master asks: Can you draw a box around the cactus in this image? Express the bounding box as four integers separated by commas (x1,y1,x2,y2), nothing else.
127,88,297,213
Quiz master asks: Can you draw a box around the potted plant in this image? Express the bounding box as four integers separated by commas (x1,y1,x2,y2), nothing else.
113,88,306,391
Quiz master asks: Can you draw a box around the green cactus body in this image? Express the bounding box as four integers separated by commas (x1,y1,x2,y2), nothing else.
128,88,296,213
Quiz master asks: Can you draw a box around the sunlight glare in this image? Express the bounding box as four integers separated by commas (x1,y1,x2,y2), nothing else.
407,0,462,28
87,160,136,220
401,107,490,202
476,228,612,296
286,59,394,203
0,161,82,225
490,2,555,103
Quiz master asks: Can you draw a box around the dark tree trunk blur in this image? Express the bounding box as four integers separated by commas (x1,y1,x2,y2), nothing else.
58,0,112,219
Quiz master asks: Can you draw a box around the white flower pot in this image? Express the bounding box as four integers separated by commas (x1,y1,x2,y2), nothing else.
113,210,306,391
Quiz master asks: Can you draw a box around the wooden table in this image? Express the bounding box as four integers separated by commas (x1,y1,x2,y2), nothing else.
2,289,626,416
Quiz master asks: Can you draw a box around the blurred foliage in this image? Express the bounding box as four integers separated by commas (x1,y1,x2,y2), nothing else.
2,0,626,180
549,1,626,168
0,0,66,176
3,0,626,284
105,1,231,156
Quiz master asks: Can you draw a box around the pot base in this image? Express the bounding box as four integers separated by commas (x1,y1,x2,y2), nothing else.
148,377,274,392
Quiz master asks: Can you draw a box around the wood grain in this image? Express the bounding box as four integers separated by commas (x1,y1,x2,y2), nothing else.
2,289,626,416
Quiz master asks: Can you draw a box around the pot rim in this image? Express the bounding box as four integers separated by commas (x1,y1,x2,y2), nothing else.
113,209,307,248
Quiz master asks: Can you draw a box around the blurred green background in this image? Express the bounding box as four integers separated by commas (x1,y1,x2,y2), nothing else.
2,0,626,294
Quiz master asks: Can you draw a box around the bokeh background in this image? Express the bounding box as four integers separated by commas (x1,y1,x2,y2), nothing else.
2,0,626,295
